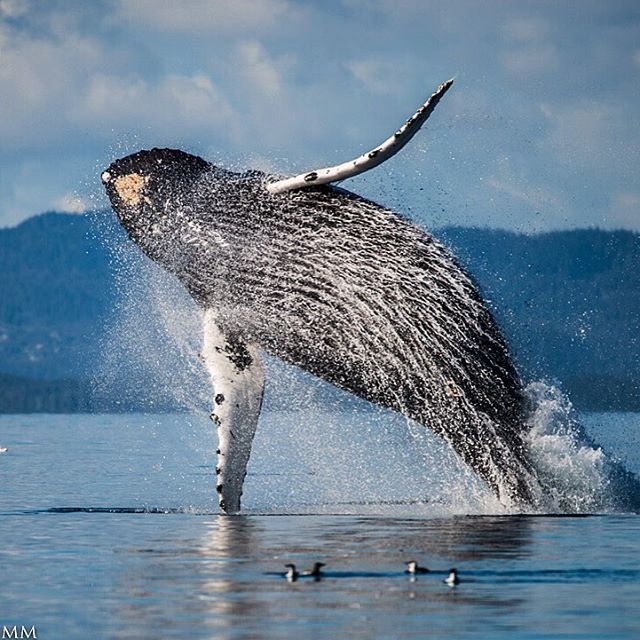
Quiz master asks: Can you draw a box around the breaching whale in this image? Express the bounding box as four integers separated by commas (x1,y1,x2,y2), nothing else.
102,80,545,513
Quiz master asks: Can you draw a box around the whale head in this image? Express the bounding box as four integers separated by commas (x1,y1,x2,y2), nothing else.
101,148,213,245
101,148,266,305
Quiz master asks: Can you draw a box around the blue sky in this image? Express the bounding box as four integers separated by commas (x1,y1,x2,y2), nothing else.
1,0,639,231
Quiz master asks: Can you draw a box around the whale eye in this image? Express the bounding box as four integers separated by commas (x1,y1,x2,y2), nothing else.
101,171,111,184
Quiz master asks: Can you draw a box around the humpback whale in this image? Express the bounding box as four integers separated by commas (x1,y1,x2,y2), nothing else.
102,80,546,514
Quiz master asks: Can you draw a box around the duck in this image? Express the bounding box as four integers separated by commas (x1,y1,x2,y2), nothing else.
405,560,429,575
284,564,298,582
444,568,460,586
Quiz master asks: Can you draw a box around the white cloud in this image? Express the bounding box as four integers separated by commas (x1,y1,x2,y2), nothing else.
116,0,295,34
52,193,87,214
500,16,557,77
0,0,29,18
604,191,640,230
501,44,558,76
487,175,562,213
503,17,549,43
0,25,102,150
538,100,623,167
79,72,241,142
0,0,639,232
237,40,293,98
346,58,407,95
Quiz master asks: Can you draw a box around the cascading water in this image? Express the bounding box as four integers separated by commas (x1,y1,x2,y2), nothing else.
523,381,640,513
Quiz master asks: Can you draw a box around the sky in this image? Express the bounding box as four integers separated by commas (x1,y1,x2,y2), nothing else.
1,0,639,232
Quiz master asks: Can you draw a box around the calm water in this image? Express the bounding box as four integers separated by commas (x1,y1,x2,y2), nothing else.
1,411,639,639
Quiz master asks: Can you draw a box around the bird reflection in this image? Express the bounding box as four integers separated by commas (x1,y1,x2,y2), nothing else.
346,514,535,562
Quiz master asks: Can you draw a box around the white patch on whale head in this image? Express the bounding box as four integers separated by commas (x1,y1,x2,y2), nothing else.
114,173,150,207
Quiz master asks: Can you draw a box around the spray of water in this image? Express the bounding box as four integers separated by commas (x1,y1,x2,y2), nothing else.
92,223,208,414
523,382,611,513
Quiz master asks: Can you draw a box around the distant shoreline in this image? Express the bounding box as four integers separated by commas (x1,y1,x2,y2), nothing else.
1,373,638,414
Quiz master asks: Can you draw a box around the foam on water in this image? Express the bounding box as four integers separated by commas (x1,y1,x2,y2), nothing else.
520,381,640,514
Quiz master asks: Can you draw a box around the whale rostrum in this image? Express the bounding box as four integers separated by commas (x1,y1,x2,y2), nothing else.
102,80,547,513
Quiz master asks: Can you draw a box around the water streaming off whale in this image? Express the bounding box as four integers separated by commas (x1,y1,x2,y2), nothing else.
95,152,640,514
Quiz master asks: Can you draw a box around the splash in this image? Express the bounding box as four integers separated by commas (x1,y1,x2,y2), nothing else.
523,382,609,512
90,218,209,413
522,381,640,514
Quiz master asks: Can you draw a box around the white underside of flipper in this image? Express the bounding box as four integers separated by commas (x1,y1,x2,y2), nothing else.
202,309,265,514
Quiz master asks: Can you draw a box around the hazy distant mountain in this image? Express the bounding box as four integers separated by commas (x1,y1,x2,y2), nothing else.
1,212,638,411
441,227,640,410
0,212,114,379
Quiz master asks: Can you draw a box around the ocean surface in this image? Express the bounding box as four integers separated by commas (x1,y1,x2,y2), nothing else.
1,410,639,639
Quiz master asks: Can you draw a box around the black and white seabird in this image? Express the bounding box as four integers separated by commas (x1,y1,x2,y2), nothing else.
444,568,460,586
405,561,429,575
284,564,298,582
302,562,326,578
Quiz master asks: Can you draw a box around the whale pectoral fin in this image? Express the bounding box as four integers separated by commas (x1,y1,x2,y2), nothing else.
202,312,265,514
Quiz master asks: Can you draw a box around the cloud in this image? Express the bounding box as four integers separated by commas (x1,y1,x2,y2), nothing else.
538,100,624,168
115,0,295,34
1,0,639,232
0,0,29,18
236,40,293,98
346,58,409,95
501,44,558,76
487,153,563,215
52,193,87,214
488,177,561,212
502,17,549,42
0,22,103,150
605,191,640,230
79,72,241,143
500,16,558,77
0,7,241,151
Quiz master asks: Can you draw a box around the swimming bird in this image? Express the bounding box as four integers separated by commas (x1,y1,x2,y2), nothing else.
284,564,298,582
444,568,460,586
405,561,429,575
301,562,326,578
